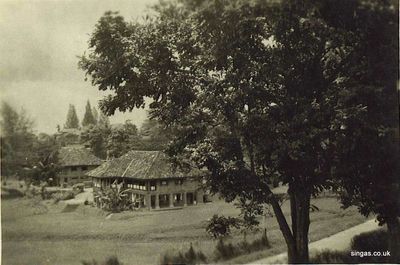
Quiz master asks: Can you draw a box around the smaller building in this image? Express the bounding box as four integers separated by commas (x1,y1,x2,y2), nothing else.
58,145,103,187
87,150,205,210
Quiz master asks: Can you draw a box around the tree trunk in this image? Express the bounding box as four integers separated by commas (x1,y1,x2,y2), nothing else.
288,184,311,263
386,216,400,263
293,191,310,263
266,183,311,263
267,190,298,263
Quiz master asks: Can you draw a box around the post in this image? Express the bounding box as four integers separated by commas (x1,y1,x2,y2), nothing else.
196,190,204,204
183,192,187,207
169,193,174,208
155,194,160,209
145,194,152,210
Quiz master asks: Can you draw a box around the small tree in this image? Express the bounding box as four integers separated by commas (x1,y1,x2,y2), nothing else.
81,124,111,159
92,107,99,125
64,104,80,129
82,100,96,127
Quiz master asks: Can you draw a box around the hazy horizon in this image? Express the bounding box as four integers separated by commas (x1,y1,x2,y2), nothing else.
0,0,158,134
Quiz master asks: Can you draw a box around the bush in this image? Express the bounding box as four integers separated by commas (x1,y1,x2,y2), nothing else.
351,229,388,252
1,187,25,199
95,186,133,213
214,232,271,261
214,238,236,260
311,250,352,263
161,243,207,265
52,190,75,203
82,256,122,265
311,229,391,264
350,229,390,263
206,214,241,239
250,229,270,250
73,183,85,193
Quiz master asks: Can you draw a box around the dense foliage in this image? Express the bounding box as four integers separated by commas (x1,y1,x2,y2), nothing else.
80,0,398,262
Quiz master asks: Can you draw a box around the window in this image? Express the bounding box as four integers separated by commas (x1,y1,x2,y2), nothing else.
64,178,68,183
161,180,168,186
175,179,183,185
81,166,88,171
71,166,78,172
150,181,157,191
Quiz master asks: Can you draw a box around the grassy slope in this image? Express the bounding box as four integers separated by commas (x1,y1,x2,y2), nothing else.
1,188,369,265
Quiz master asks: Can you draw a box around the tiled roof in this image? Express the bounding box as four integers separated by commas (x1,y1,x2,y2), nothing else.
58,145,103,167
87,150,201,180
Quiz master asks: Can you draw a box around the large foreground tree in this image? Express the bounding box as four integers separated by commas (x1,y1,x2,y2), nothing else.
80,0,398,262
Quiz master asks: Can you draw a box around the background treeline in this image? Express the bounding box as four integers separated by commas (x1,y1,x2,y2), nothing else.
0,100,170,181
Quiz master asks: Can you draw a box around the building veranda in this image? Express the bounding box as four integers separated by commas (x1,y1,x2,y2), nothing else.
88,150,205,210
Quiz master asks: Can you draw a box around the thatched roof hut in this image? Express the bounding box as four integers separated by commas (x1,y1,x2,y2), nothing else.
87,150,201,180
58,145,103,167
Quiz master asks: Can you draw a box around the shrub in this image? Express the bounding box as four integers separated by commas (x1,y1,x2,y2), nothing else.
351,229,388,252
350,229,390,263
214,238,235,260
311,250,352,263
82,256,122,265
52,190,75,203
161,243,207,265
311,229,391,264
206,214,241,239
251,228,270,249
238,239,251,254
73,183,85,193
95,186,133,213
1,187,24,199
214,232,271,261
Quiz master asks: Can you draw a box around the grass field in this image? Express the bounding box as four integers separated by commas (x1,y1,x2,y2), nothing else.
1,183,370,265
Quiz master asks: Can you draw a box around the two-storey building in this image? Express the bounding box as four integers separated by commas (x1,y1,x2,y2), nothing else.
58,145,103,187
88,150,205,210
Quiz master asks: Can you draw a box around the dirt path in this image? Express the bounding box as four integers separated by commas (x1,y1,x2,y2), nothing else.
249,219,379,264
63,188,94,204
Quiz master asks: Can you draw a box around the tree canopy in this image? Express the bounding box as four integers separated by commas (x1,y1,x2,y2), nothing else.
82,100,97,127
0,102,37,176
64,104,80,129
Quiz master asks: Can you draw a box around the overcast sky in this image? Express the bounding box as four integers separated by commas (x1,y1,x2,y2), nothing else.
0,0,158,134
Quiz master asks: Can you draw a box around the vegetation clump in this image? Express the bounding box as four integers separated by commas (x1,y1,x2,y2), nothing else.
214,233,271,261
311,229,393,264
206,214,241,239
161,243,207,265
82,256,122,265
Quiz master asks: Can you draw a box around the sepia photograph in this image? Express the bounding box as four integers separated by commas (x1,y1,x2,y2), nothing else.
0,0,399,264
